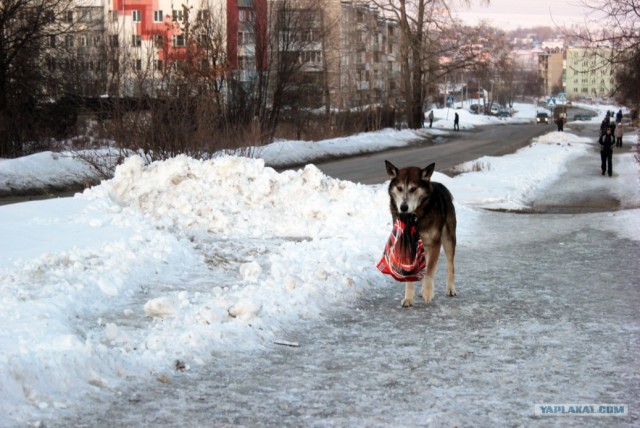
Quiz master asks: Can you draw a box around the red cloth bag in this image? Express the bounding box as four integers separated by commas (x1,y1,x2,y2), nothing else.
377,214,426,282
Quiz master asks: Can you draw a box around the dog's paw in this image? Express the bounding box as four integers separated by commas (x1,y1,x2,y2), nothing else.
421,287,434,304
447,289,457,297
401,298,414,308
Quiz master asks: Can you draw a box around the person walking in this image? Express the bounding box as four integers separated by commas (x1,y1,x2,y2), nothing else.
428,110,434,128
614,121,623,147
600,117,609,136
556,116,564,132
616,109,623,123
453,112,459,131
599,127,615,177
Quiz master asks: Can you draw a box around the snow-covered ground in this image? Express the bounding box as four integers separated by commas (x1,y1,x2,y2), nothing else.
0,103,638,426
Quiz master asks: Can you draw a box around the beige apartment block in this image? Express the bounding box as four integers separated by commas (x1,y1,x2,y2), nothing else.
565,47,616,100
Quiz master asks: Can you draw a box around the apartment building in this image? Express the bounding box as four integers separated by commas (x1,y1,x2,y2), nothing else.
565,47,616,99
269,0,402,109
538,49,564,96
48,0,401,108
331,0,401,109
47,0,264,97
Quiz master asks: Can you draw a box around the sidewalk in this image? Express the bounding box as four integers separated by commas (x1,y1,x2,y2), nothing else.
530,125,639,213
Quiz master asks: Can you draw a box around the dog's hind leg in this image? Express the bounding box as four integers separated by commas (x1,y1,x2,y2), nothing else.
421,243,441,304
401,282,415,307
442,232,456,297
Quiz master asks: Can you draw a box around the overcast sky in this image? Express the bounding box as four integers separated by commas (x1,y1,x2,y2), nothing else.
456,0,595,30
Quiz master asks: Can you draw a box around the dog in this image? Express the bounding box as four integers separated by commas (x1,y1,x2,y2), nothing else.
384,160,457,306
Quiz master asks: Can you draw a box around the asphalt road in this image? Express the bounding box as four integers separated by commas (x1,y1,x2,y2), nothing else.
314,122,553,184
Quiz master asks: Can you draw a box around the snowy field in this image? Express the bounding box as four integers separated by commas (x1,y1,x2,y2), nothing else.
0,103,639,426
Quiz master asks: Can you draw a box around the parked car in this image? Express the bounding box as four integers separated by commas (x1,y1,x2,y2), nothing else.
497,110,511,118
573,113,591,121
536,112,549,124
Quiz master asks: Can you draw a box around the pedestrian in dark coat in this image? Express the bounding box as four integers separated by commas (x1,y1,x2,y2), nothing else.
600,118,609,136
616,109,623,123
599,127,615,177
453,112,459,131
556,116,564,132
428,110,434,128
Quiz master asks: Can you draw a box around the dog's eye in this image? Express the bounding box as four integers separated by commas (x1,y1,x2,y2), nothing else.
409,187,417,193
397,186,403,192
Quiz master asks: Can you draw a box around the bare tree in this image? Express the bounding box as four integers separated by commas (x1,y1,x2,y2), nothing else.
0,0,79,156
260,0,333,139
368,0,489,129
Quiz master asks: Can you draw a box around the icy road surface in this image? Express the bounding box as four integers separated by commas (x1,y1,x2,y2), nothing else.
61,208,639,426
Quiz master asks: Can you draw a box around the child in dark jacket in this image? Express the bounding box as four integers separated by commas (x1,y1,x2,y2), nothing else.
599,128,615,176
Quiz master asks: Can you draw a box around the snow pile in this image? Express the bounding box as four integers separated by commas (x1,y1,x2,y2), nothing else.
0,151,96,194
0,155,395,424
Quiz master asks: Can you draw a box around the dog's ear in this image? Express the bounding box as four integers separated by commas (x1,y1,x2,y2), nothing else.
422,163,435,181
385,160,398,179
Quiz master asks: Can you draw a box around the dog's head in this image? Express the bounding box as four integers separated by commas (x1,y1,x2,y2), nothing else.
385,160,435,215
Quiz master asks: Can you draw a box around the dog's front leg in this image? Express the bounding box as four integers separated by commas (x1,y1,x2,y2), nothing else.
401,282,415,307
421,243,440,304
421,275,435,304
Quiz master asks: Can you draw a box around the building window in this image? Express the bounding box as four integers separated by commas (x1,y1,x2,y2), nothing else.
197,9,210,21
154,10,163,22
172,10,183,21
132,35,142,47
173,34,185,47
239,9,254,22
94,35,102,47
110,10,118,22
64,35,74,47
110,35,119,47
155,59,164,71
132,10,141,22
134,59,142,71
65,10,73,23
49,35,56,47
238,56,255,70
154,34,164,48
80,36,88,47
300,50,322,64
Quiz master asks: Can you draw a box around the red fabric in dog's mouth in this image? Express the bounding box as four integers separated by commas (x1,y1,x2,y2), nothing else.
377,214,426,282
